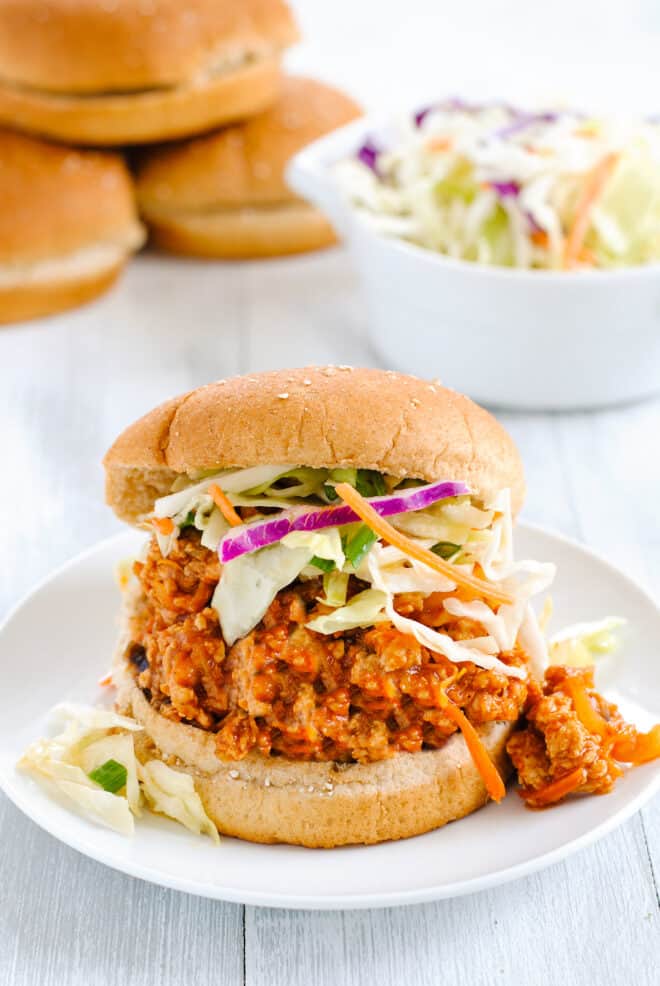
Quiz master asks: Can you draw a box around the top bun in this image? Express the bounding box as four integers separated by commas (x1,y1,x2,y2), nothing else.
0,128,141,264
136,76,361,214
104,367,526,524
0,0,298,93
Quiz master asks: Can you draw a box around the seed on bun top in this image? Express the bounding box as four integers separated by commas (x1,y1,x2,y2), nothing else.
104,367,526,524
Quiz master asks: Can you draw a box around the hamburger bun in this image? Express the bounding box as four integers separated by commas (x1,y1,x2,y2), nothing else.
104,365,526,523
0,0,299,146
0,129,144,324
106,367,525,847
135,76,362,258
114,649,515,848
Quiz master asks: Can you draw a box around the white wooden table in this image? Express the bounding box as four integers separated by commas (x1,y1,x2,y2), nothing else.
0,251,658,985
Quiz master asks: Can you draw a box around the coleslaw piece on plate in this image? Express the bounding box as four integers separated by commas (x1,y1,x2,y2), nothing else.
18,703,219,841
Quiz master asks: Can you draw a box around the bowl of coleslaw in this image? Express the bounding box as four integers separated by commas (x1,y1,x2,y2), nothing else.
287,100,660,409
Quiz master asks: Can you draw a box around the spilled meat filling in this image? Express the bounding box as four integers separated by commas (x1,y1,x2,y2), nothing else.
507,665,659,807
127,531,529,763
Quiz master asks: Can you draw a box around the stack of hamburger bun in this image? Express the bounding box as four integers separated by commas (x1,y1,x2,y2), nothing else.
135,76,361,259
0,0,360,324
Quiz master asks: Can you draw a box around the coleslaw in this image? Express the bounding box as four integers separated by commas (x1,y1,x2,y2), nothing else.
145,464,555,678
18,704,219,841
335,101,660,270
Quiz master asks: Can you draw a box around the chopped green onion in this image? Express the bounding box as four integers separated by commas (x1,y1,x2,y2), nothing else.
89,759,128,794
329,467,358,485
356,469,387,497
371,472,387,496
310,555,335,572
344,525,378,568
323,484,339,502
180,510,196,528
431,541,461,560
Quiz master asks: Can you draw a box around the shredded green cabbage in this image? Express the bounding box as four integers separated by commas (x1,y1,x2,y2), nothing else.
337,104,660,270
212,542,313,645
549,617,626,667
306,589,389,634
18,703,219,841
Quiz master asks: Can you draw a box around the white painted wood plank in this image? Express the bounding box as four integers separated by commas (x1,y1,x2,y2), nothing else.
0,797,244,986
246,818,657,986
240,251,377,373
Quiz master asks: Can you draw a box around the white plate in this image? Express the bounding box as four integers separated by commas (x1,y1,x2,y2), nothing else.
1,524,659,910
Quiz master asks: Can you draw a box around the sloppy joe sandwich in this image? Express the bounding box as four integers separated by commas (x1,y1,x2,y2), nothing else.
135,76,361,258
0,0,299,146
101,367,660,847
0,129,144,325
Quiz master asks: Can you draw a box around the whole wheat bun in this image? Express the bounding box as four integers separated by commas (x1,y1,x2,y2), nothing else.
143,204,341,259
0,130,144,324
136,77,361,257
114,650,515,848
104,366,526,523
0,0,298,145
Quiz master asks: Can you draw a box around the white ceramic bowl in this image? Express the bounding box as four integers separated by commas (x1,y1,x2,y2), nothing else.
287,115,660,410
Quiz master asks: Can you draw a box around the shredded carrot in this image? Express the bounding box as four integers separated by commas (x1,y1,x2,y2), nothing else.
152,516,174,536
563,678,660,766
334,483,514,605
563,152,619,269
208,483,243,527
435,675,506,803
574,124,599,139
521,766,587,808
578,245,597,265
564,678,610,738
531,229,549,248
98,672,113,688
428,137,451,152
612,724,660,765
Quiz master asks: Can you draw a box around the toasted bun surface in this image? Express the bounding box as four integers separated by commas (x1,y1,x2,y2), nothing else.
104,366,526,523
115,656,514,848
0,0,298,93
0,55,289,147
0,130,143,323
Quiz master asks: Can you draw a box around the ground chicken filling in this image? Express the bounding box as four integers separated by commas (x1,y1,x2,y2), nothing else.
507,665,659,807
127,531,529,763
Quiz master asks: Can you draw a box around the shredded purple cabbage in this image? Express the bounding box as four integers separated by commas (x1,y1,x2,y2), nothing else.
414,107,433,128
490,181,519,198
494,111,558,140
218,480,470,564
525,210,543,233
356,139,381,173
414,98,490,128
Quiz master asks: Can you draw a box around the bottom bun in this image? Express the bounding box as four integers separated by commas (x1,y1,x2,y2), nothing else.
0,253,125,325
145,203,338,259
115,663,515,848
